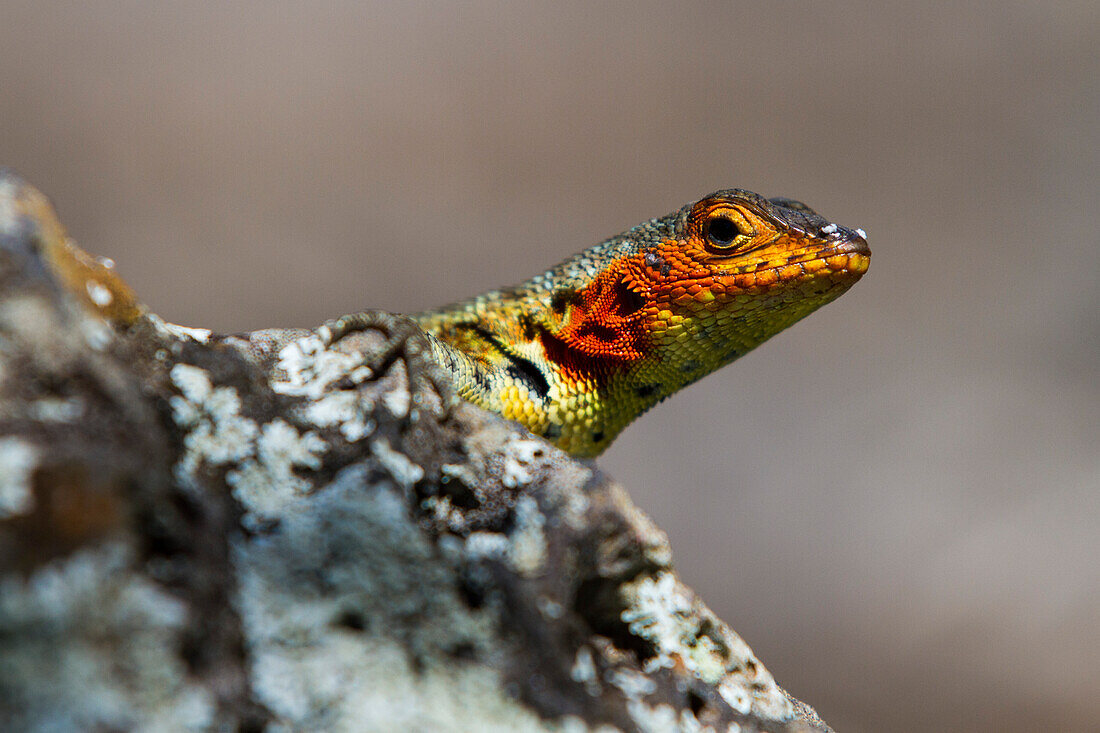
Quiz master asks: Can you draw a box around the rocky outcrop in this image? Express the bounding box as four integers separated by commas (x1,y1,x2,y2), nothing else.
0,171,832,732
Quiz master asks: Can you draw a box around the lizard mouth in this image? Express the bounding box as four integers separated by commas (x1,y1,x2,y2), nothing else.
716,225,870,286
822,238,870,269
756,238,870,290
803,228,871,283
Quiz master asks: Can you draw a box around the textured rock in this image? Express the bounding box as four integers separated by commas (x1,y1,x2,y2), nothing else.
0,171,832,732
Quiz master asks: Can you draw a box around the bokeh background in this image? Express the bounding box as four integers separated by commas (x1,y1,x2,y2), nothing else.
3,2,1096,731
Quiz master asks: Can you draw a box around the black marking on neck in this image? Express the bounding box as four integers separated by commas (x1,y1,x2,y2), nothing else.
504,358,551,400
462,324,551,399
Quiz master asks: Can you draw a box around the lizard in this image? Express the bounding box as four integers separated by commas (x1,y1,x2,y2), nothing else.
321,189,869,458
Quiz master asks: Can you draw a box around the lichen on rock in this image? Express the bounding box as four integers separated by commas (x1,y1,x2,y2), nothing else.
0,171,832,732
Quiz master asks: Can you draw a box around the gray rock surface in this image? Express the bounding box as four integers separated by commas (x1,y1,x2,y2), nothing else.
0,171,831,732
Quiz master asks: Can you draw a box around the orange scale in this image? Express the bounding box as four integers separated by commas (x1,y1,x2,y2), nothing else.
715,275,738,290
778,265,803,281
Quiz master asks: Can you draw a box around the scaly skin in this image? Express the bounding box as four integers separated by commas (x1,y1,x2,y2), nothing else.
412,189,870,457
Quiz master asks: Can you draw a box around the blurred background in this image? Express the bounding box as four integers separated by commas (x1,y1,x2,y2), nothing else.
2,2,1096,730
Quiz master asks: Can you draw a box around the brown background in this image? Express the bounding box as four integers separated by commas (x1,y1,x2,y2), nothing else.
3,2,1097,731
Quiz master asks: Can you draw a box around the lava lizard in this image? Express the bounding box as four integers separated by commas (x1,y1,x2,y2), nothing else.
321,189,869,458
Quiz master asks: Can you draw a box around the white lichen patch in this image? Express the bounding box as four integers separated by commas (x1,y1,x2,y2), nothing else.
0,437,38,518
626,700,715,733
627,577,726,682
382,387,410,418
300,391,375,443
256,420,324,471
170,364,259,479
561,484,591,531
441,461,478,488
537,596,563,619
556,717,595,733
464,531,511,560
170,363,213,409
421,495,462,529
85,280,113,307
81,318,113,351
606,668,657,701
621,572,694,673
0,543,215,731
28,396,85,422
231,469,550,732
622,577,726,684
717,679,752,715
501,438,547,489
620,572,792,722
570,646,600,696
371,438,423,489
227,420,325,527
149,315,212,344
680,709,714,733
170,365,328,527
272,333,361,400
273,332,389,441
626,700,675,732
507,495,547,576
501,457,531,488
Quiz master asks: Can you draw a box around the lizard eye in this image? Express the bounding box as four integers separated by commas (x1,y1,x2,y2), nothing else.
704,216,750,249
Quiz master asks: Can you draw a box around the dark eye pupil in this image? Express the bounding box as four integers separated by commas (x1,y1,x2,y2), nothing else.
706,217,738,245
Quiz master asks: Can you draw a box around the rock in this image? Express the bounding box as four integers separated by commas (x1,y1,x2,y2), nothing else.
0,170,832,732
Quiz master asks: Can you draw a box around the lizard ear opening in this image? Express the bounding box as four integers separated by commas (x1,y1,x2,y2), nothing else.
611,277,646,316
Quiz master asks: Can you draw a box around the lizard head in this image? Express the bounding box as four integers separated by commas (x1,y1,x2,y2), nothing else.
637,189,871,360
417,188,869,457
545,189,869,371
532,189,869,453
